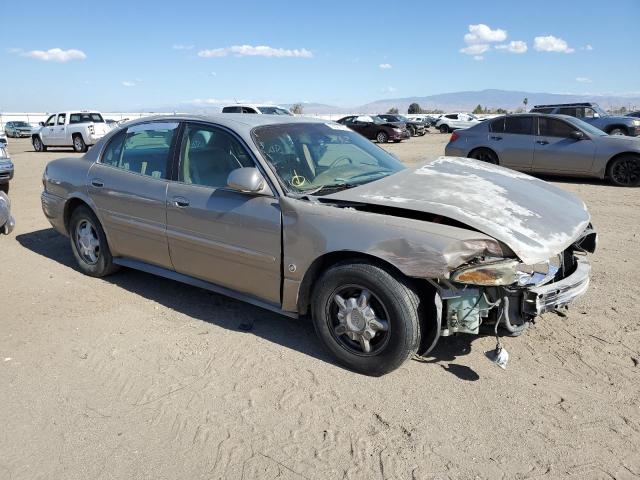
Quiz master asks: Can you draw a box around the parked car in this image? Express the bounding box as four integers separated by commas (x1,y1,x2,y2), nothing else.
436,113,481,133
32,111,111,153
336,115,410,143
530,103,640,137
0,145,13,194
0,191,14,235
41,114,596,375
626,111,640,119
377,114,427,136
0,131,7,147
445,113,640,187
4,121,33,138
222,104,293,115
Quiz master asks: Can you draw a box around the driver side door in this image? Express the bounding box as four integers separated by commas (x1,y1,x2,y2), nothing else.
166,122,282,304
41,115,56,146
533,117,596,173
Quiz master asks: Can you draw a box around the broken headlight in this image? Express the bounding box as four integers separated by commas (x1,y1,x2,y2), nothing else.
451,258,559,287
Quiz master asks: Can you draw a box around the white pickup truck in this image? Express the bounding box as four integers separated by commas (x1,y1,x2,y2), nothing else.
32,111,111,152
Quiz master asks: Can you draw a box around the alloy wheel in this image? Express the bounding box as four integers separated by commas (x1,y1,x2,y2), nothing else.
611,158,640,186
75,219,100,264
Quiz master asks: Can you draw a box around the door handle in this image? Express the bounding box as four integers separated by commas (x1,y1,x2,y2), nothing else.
536,140,549,145
172,196,190,208
90,179,104,187
490,136,503,141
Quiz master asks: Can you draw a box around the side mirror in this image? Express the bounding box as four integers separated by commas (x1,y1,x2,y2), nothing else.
593,113,600,118
570,130,585,140
227,167,269,194
39,122,45,127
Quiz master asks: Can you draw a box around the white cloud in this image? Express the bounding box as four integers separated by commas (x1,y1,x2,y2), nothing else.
464,24,507,45
210,71,217,77
20,48,86,62
379,63,392,69
534,35,575,53
473,55,484,61
576,77,592,83
495,40,528,54
198,45,313,58
583,44,594,51
121,81,136,87
460,44,489,55
172,44,194,50
380,86,397,94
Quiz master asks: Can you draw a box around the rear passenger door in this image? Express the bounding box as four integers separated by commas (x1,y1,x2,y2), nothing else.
533,117,596,173
490,116,534,171
88,122,179,268
165,122,282,304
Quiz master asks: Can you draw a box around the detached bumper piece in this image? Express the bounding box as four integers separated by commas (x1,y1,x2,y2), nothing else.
523,257,591,315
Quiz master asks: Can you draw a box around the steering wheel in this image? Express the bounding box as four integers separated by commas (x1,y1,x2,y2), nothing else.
328,156,354,169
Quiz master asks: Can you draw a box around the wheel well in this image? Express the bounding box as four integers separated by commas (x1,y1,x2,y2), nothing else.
296,251,415,316
72,132,83,140
605,125,628,134
605,152,640,177
468,147,499,164
63,198,93,233
31,133,40,141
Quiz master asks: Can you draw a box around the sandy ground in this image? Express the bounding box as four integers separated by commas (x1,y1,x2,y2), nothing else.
1,133,639,480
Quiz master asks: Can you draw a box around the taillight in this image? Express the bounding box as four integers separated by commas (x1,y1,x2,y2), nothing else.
450,131,459,142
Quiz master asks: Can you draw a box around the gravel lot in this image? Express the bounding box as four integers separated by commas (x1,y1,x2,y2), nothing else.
1,133,639,480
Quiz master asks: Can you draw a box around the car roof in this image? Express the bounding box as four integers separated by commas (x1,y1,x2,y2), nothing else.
222,104,288,109
532,102,597,108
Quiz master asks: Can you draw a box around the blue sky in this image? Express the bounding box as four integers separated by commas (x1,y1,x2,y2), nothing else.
2,0,639,111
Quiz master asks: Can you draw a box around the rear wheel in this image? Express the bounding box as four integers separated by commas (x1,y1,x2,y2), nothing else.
73,134,87,153
33,136,46,152
607,155,640,187
469,148,499,165
439,124,449,134
407,125,416,137
69,206,119,277
376,131,389,143
311,262,421,376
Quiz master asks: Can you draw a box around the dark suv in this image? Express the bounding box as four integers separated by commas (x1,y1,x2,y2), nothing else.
530,103,640,137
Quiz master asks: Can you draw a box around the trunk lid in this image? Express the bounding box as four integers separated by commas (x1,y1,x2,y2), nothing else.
326,156,590,264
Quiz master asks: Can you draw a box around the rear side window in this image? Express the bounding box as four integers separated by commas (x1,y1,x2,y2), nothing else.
504,116,533,135
445,114,458,119
556,107,578,117
531,108,554,114
490,117,505,133
57,114,66,125
242,107,258,113
538,117,575,137
101,123,178,179
222,106,241,113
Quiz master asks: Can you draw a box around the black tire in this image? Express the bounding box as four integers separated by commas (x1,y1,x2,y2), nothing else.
469,148,499,165
407,125,416,137
33,136,47,152
0,183,8,194
376,131,389,143
608,127,627,136
311,262,421,376
392,140,402,143
439,124,449,134
607,154,640,187
69,206,119,277
73,134,87,153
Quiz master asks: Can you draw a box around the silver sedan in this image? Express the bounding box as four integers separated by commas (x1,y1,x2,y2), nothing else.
445,113,640,186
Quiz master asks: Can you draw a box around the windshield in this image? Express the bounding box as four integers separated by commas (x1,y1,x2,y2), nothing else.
14,122,30,127
591,104,608,116
257,107,293,116
567,117,608,136
252,122,405,194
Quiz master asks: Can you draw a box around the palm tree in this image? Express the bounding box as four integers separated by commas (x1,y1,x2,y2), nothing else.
523,97,529,111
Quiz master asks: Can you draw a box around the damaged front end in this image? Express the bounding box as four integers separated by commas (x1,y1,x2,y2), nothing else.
432,226,596,341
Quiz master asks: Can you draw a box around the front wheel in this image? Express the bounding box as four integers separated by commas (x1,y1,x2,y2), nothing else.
69,206,119,277
608,128,627,136
376,131,389,143
311,263,421,376
607,155,640,187
439,124,449,134
73,135,87,153
33,136,47,152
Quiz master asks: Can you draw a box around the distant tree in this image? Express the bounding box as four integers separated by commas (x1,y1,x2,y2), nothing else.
523,97,529,110
387,107,399,114
495,108,508,114
620,106,628,114
472,104,484,114
408,103,422,114
290,103,304,114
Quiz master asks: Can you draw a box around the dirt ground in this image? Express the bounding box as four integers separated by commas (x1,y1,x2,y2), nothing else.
1,133,639,480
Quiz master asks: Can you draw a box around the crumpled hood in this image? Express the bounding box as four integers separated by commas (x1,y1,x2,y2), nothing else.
326,156,591,264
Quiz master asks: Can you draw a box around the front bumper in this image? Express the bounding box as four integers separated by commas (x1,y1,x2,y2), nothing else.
0,167,13,183
389,130,411,140
523,257,591,315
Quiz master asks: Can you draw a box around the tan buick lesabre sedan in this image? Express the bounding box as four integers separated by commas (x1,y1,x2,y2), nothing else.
41,114,596,375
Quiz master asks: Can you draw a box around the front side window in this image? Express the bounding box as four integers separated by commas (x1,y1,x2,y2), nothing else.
252,122,405,195
179,124,254,188
45,115,56,126
504,116,533,135
101,123,178,179
242,107,258,114
537,117,575,137
57,114,66,125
